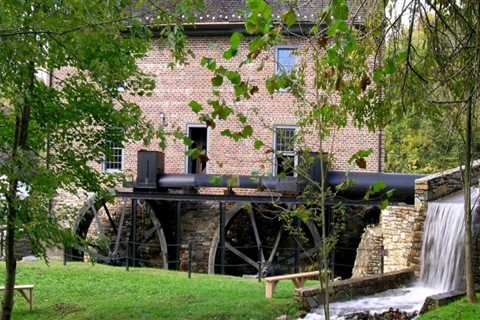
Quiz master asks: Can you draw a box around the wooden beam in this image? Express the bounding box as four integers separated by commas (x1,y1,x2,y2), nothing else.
147,202,169,269
248,211,265,263
219,202,225,274
112,200,126,257
225,242,258,270
103,203,117,235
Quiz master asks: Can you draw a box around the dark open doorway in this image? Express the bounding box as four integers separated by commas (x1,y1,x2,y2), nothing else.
187,126,208,174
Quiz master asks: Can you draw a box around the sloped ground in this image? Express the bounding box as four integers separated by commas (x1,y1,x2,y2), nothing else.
0,261,301,319
419,294,480,320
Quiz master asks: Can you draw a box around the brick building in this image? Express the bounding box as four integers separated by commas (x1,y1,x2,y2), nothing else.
53,1,385,275
102,0,383,179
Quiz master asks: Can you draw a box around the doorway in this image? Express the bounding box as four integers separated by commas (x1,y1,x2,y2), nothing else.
186,125,208,174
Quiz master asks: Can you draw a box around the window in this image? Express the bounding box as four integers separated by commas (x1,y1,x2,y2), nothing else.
103,129,123,172
104,141,123,172
276,47,297,74
186,125,208,174
273,127,297,176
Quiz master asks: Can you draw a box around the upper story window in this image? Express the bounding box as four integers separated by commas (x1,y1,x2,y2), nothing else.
103,129,123,172
276,47,297,74
273,126,297,176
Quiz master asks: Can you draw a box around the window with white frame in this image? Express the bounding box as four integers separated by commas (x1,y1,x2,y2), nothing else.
273,127,297,176
103,129,124,172
276,47,297,74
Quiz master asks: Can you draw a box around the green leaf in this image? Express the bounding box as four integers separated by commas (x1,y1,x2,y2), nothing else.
227,175,240,187
384,59,396,74
234,83,248,97
182,136,193,146
379,199,389,210
211,75,224,87
282,9,297,27
226,71,241,85
348,148,373,165
327,20,348,36
186,147,203,159
241,125,253,137
208,175,223,186
188,100,203,113
372,180,385,193
386,189,396,198
332,1,349,20
230,32,244,50
223,48,238,60
254,139,264,150
201,57,217,71
221,129,233,137
237,113,248,124
266,77,277,94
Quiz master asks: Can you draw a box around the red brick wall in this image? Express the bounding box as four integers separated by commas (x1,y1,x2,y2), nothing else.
58,35,384,178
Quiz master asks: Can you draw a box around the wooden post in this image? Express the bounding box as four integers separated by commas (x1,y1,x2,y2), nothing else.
257,246,262,283
29,288,32,311
219,202,225,274
294,218,300,273
188,241,192,279
63,243,67,266
380,244,385,275
176,201,182,270
132,199,137,267
0,230,4,257
330,249,335,278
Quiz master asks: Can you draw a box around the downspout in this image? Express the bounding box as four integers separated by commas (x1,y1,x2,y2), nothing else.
377,129,383,173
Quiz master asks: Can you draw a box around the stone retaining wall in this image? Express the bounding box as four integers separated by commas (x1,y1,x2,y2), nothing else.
351,225,382,277
353,161,480,277
295,268,415,311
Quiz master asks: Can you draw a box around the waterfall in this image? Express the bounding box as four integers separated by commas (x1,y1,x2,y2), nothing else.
304,188,480,320
420,188,480,291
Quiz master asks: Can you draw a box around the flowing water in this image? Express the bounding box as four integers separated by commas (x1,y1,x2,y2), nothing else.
420,189,479,291
303,188,479,320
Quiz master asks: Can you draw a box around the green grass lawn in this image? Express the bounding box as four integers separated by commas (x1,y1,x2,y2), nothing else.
0,261,302,320
419,294,480,320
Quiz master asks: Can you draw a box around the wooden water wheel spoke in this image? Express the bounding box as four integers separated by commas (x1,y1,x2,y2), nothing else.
248,211,265,263
209,203,321,275
112,201,126,257
142,226,158,242
266,229,283,265
225,242,259,270
145,201,169,269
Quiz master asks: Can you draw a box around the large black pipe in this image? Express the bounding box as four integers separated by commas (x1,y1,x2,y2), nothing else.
155,172,423,204
157,174,298,193
327,171,424,204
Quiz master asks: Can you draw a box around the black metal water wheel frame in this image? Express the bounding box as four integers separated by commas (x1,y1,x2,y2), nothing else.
208,203,321,275
72,195,169,268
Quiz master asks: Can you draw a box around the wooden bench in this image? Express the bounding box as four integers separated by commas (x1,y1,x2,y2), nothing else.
0,285,34,311
265,271,319,299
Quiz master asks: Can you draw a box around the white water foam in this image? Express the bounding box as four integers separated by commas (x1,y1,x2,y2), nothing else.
421,189,480,291
303,188,479,320
303,285,441,320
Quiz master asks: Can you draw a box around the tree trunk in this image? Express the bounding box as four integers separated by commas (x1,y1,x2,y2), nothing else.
2,199,18,320
464,0,480,304
320,152,330,320
1,61,35,320
464,95,476,303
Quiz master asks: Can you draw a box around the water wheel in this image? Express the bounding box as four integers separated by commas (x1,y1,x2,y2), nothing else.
72,195,168,268
208,203,321,275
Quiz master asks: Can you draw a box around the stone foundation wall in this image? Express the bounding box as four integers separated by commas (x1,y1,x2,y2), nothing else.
382,205,425,274
295,268,415,311
178,202,219,273
351,225,382,277
353,161,480,278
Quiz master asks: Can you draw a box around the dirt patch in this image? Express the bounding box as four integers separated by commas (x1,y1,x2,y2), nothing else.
53,303,83,315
